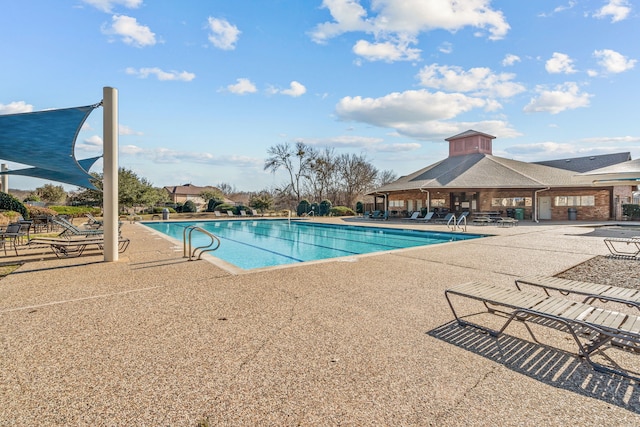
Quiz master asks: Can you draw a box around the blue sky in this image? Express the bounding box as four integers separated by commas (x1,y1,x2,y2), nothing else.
1,0,638,192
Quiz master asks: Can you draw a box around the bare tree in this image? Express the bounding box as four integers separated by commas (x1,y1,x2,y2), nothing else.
264,141,316,203
377,169,398,187
336,153,378,209
216,182,236,195
306,147,337,202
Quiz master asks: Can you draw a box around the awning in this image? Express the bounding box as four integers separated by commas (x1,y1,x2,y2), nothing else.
0,103,102,189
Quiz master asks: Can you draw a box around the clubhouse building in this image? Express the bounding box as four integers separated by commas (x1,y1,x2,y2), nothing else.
369,130,635,221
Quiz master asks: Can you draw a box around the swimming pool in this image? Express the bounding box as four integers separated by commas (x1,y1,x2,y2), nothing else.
143,219,485,271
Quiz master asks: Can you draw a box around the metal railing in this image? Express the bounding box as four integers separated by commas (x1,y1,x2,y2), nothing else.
447,214,467,232
183,225,221,261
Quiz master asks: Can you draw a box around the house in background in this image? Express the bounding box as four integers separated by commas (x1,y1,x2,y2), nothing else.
369,130,635,221
163,184,235,210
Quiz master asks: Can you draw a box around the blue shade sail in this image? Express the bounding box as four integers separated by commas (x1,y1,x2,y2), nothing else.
0,156,102,190
0,104,101,189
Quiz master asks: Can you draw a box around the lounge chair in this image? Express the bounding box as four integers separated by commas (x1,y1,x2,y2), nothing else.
251,209,259,216
28,236,130,258
422,212,434,222
85,213,103,228
472,216,493,226
214,211,222,217
52,217,106,238
370,210,382,219
434,213,454,224
227,210,235,217
445,281,640,380
240,210,247,216
515,275,640,310
495,217,518,227
404,211,420,221
603,236,640,258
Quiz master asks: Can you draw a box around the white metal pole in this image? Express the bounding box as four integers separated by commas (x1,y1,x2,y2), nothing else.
103,87,119,262
1,164,8,193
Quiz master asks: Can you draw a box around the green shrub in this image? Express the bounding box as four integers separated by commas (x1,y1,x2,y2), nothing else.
622,204,640,219
207,199,223,212
182,200,197,213
297,199,311,216
26,205,58,217
0,192,29,219
355,201,363,214
330,206,356,216
150,206,176,214
319,200,332,216
49,205,101,218
214,203,235,213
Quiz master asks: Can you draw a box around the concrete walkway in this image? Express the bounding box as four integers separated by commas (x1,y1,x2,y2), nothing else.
1,219,639,425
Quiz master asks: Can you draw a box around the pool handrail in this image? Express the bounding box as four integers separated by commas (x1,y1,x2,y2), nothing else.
183,225,221,261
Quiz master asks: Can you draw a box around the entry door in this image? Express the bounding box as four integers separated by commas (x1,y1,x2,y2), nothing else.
538,197,552,220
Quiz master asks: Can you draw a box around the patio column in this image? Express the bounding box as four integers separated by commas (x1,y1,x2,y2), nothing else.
103,86,119,262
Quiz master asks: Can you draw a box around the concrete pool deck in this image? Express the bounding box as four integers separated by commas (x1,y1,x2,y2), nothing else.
1,218,639,425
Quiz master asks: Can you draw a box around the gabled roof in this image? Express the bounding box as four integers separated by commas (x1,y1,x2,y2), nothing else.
534,152,631,173
164,184,221,195
445,129,496,141
370,153,595,194
579,158,640,185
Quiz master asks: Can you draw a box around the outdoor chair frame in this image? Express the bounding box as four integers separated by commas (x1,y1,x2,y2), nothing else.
29,236,130,258
603,237,640,258
445,281,640,380
515,275,640,311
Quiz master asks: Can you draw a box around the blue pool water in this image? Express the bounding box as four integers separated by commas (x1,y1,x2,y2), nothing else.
143,220,485,270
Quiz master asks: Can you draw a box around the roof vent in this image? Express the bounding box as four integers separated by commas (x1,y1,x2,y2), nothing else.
589,157,595,160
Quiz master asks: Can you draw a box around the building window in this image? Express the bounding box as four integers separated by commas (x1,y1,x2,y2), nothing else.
389,200,404,208
554,196,595,206
431,198,446,207
491,197,532,207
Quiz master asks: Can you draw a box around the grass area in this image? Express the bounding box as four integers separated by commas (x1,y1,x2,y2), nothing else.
0,262,22,279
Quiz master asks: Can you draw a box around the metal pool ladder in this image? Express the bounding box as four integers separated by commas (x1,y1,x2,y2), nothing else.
183,225,221,261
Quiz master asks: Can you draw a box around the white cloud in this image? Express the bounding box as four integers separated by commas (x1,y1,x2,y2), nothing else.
226,78,257,95
438,42,453,54
336,90,486,126
523,82,591,114
118,144,262,167
504,141,581,157
352,39,421,62
333,89,519,140
76,135,104,153
310,0,510,62
545,52,577,74
593,0,631,23
126,67,195,81
119,124,143,135
0,101,33,114
502,54,520,66
593,49,636,73
267,81,307,97
82,0,142,13
306,135,420,153
417,64,526,98
102,15,156,47
580,135,640,144
207,17,241,50
306,135,384,148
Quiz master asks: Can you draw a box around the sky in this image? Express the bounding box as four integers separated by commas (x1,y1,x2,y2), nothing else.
0,0,638,192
